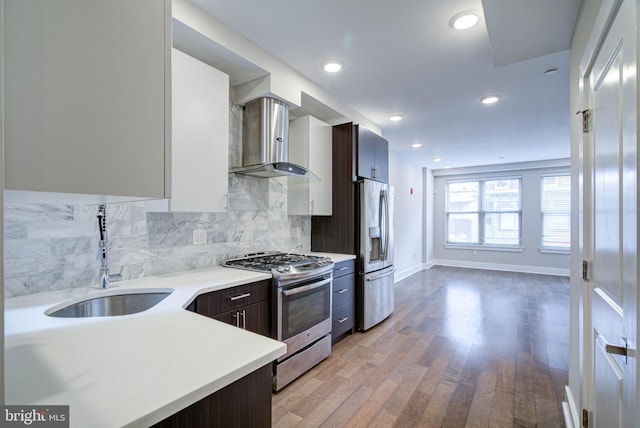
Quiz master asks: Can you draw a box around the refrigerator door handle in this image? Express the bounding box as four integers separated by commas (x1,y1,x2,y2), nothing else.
381,189,390,261
365,267,396,281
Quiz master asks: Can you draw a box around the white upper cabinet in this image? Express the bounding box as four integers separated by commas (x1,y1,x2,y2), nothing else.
4,0,171,203
147,48,229,213
288,115,332,215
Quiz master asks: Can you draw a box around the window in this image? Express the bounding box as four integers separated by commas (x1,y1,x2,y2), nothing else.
446,177,521,247
541,174,571,251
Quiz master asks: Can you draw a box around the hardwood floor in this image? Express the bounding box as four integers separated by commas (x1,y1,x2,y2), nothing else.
272,266,569,428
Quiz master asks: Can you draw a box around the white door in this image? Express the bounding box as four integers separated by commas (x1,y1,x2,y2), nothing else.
583,0,637,426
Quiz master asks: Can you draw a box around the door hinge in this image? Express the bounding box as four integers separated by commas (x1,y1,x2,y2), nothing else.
582,260,592,280
577,109,592,132
583,408,589,427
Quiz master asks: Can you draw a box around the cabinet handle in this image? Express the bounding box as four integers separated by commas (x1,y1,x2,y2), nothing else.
310,199,315,213
371,166,377,179
336,267,349,271
336,289,349,294
229,293,251,301
336,317,349,324
232,310,247,329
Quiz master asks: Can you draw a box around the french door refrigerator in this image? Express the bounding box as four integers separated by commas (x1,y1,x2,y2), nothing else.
358,179,395,330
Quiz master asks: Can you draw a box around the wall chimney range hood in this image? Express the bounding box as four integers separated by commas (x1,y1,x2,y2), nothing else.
230,97,318,180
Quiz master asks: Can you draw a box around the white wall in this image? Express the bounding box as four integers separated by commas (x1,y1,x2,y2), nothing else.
389,152,424,281
431,161,570,276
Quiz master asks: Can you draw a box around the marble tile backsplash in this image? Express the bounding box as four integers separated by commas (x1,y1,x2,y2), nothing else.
4,102,311,297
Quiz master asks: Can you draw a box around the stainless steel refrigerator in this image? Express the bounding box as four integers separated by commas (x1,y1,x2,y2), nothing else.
357,179,395,330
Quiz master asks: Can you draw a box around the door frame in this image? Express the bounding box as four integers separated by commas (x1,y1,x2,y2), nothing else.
572,0,635,427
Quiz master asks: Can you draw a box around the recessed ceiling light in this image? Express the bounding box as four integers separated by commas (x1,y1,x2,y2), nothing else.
544,68,558,75
451,13,479,30
411,143,422,148
322,60,344,73
390,115,404,122
433,157,442,162
481,95,500,104
444,165,451,169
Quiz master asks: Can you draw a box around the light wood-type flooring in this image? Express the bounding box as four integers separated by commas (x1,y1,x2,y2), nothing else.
272,266,569,428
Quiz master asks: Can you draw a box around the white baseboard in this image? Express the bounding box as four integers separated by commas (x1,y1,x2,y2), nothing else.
393,264,425,283
430,259,570,277
563,385,579,428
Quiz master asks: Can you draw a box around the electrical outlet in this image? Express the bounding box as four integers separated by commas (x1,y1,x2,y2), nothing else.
193,229,207,245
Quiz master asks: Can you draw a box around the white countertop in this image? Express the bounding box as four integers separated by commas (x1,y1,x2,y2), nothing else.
4,252,355,427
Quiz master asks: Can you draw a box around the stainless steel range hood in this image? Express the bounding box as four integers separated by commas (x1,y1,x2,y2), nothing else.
230,97,318,179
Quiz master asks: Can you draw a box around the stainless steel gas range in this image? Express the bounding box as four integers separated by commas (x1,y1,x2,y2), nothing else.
224,252,334,391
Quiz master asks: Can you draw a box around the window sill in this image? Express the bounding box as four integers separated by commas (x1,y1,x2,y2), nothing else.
539,248,570,255
444,244,524,253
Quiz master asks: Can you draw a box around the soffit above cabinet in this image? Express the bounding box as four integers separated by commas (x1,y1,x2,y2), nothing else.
173,19,352,126
172,18,267,87
171,0,380,134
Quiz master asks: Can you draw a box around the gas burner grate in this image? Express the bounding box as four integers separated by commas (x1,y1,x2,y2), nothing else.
223,252,333,275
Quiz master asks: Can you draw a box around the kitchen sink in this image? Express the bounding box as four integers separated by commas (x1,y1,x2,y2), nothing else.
46,289,173,318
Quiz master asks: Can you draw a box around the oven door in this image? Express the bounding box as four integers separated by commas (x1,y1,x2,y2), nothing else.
277,275,332,361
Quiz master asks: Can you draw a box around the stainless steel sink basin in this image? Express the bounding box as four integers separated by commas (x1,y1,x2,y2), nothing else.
46,289,173,318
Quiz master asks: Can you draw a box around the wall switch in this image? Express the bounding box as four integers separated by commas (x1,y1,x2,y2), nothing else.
193,229,207,245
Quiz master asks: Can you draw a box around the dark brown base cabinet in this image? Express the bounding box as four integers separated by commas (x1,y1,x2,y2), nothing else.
170,280,273,427
212,300,271,337
151,363,272,428
190,279,271,336
332,259,355,344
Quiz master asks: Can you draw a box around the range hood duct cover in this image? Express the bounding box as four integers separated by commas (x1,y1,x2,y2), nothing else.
231,97,317,179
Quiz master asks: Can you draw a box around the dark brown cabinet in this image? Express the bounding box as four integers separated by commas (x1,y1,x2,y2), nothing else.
173,280,274,426
152,363,272,428
190,279,271,337
356,126,389,183
311,122,390,254
311,122,357,254
312,122,391,335
332,259,355,344
213,300,270,337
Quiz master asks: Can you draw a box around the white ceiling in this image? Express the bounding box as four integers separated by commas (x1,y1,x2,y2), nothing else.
188,0,582,170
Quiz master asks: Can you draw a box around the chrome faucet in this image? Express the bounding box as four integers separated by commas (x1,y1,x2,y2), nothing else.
97,204,109,289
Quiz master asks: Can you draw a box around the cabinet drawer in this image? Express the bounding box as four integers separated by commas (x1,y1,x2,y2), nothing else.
333,259,355,277
333,273,354,309
196,279,270,317
332,301,354,339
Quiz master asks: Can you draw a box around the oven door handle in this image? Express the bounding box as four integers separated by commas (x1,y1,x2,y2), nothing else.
282,278,331,296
